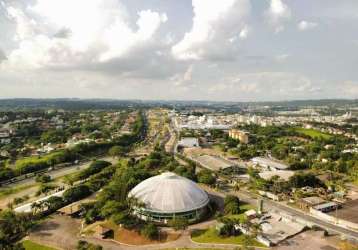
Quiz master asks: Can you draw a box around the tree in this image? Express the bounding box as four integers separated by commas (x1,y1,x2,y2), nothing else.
77,160,111,180
108,146,126,158
35,174,52,183
197,169,216,185
224,195,240,215
168,217,189,230
45,196,64,211
288,172,323,188
77,240,102,250
63,185,91,203
0,210,34,249
141,223,159,240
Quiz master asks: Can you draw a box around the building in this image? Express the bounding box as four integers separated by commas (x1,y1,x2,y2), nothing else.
251,157,289,171
94,225,113,239
258,170,294,181
128,172,210,224
298,196,326,211
228,129,249,144
177,137,199,148
312,201,340,213
192,155,236,172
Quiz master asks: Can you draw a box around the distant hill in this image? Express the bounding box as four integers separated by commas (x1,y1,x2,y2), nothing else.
0,98,356,111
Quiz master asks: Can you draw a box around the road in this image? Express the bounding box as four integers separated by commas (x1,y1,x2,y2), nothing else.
5,156,117,188
209,185,358,240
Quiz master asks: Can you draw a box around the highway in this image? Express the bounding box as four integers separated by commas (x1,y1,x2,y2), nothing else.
5,156,117,188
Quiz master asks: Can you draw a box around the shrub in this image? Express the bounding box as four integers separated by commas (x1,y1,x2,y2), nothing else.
168,217,189,231
141,223,159,240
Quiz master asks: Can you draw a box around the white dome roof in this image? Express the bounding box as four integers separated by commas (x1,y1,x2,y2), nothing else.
129,172,209,213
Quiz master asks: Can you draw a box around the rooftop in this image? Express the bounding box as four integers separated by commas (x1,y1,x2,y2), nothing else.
251,157,289,170
194,155,236,171
128,172,209,214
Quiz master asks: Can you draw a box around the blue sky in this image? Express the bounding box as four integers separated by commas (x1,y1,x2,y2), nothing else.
0,0,357,101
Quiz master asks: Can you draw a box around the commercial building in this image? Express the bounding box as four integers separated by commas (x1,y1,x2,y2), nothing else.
228,129,249,144
128,172,210,224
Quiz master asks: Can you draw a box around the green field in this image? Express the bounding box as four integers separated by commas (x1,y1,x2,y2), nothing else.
23,240,57,250
294,128,332,139
191,227,264,247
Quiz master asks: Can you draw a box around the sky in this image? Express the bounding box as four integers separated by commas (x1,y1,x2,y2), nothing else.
0,0,357,101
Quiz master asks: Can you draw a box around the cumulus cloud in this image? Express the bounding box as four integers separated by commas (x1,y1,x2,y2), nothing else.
298,20,318,31
342,81,358,97
1,0,167,69
265,0,291,33
204,72,324,101
172,0,251,61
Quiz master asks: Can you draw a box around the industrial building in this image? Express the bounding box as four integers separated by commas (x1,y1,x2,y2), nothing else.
128,172,210,224
251,157,289,171
192,154,236,172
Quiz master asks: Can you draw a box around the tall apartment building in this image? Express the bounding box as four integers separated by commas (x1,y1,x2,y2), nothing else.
228,129,249,144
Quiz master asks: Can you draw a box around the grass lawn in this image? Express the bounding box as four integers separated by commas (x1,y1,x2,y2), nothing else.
224,203,255,223
23,240,57,250
191,227,264,247
294,128,332,139
0,183,37,198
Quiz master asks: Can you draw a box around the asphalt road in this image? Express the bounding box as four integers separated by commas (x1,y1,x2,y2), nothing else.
5,156,117,188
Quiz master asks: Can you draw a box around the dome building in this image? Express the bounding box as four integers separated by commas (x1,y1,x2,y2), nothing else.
128,172,210,224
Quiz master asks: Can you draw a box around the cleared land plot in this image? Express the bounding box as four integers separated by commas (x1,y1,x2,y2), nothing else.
28,214,81,250
328,199,358,224
273,231,340,250
294,128,332,139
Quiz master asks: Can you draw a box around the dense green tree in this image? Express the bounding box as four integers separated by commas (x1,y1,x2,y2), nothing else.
224,195,240,215
63,185,91,203
197,169,216,185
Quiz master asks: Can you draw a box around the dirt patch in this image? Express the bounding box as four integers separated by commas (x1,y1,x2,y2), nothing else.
29,214,81,250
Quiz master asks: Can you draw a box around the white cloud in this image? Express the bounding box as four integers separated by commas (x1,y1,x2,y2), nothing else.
170,65,194,86
1,0,167,69
298,20,318,31
172,0,251,60
265,0,291,33
275,54,289,62
342,81,358,97
183,65,194,81
239,26,250,39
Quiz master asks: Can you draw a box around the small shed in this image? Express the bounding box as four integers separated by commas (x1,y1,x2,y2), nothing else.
94,225,113,239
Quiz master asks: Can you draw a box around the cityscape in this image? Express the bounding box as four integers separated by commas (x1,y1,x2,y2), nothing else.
0,1,358,250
